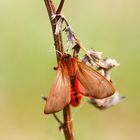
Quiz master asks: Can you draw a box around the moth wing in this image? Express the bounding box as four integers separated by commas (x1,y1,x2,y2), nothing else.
44,68,71,114
75,77,87,94
76,61,115,99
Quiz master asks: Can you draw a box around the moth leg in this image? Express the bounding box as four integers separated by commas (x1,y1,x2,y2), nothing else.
42,96,47,101
53,66,58,70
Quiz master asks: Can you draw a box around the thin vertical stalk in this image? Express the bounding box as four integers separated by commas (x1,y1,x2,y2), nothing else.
44,0,63,61
63,105,74,140
44,0,74,140
56,0,65,14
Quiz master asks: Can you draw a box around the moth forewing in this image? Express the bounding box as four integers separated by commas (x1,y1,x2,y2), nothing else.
76,61,115,99
44,68,71,114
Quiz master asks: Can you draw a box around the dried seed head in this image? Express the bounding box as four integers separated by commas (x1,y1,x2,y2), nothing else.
55,17,63,34
101,58,120,69
65,25,76,52
52,14,66,35
88,49,103,60
51,14,57,20
72,44,81,57
96,57,120,80
88,92,125,110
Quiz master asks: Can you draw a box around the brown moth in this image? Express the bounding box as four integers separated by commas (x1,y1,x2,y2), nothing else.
44,54,115,114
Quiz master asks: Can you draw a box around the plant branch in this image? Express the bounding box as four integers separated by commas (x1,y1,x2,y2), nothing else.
53,113,63,126
44,0,74,140
63,105,74,140
44,0,63,61
56,0,65,14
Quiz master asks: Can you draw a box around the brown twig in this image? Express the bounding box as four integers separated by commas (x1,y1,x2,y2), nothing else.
53,113,63,126
44,0,74,140
56,0,65,14
63,105,74,140
44,0,63,61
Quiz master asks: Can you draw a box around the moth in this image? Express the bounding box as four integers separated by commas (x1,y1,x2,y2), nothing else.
44,54,115,114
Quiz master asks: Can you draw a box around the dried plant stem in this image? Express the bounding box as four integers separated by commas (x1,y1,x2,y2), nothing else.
53,113,63,126
44,0,74,140
56,0,65,14
63,105,74,140
44,0,63,61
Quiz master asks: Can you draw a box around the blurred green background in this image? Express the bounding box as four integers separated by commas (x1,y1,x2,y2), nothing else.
0,0,140,140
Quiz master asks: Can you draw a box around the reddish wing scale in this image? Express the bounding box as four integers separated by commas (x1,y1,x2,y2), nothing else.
75,60,115,99
44,67,71,114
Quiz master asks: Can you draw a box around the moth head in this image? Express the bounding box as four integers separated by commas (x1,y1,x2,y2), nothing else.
62,53,71,61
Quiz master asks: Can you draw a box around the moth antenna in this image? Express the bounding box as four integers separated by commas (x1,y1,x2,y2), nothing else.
48,49,63,56
56,50,63,56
